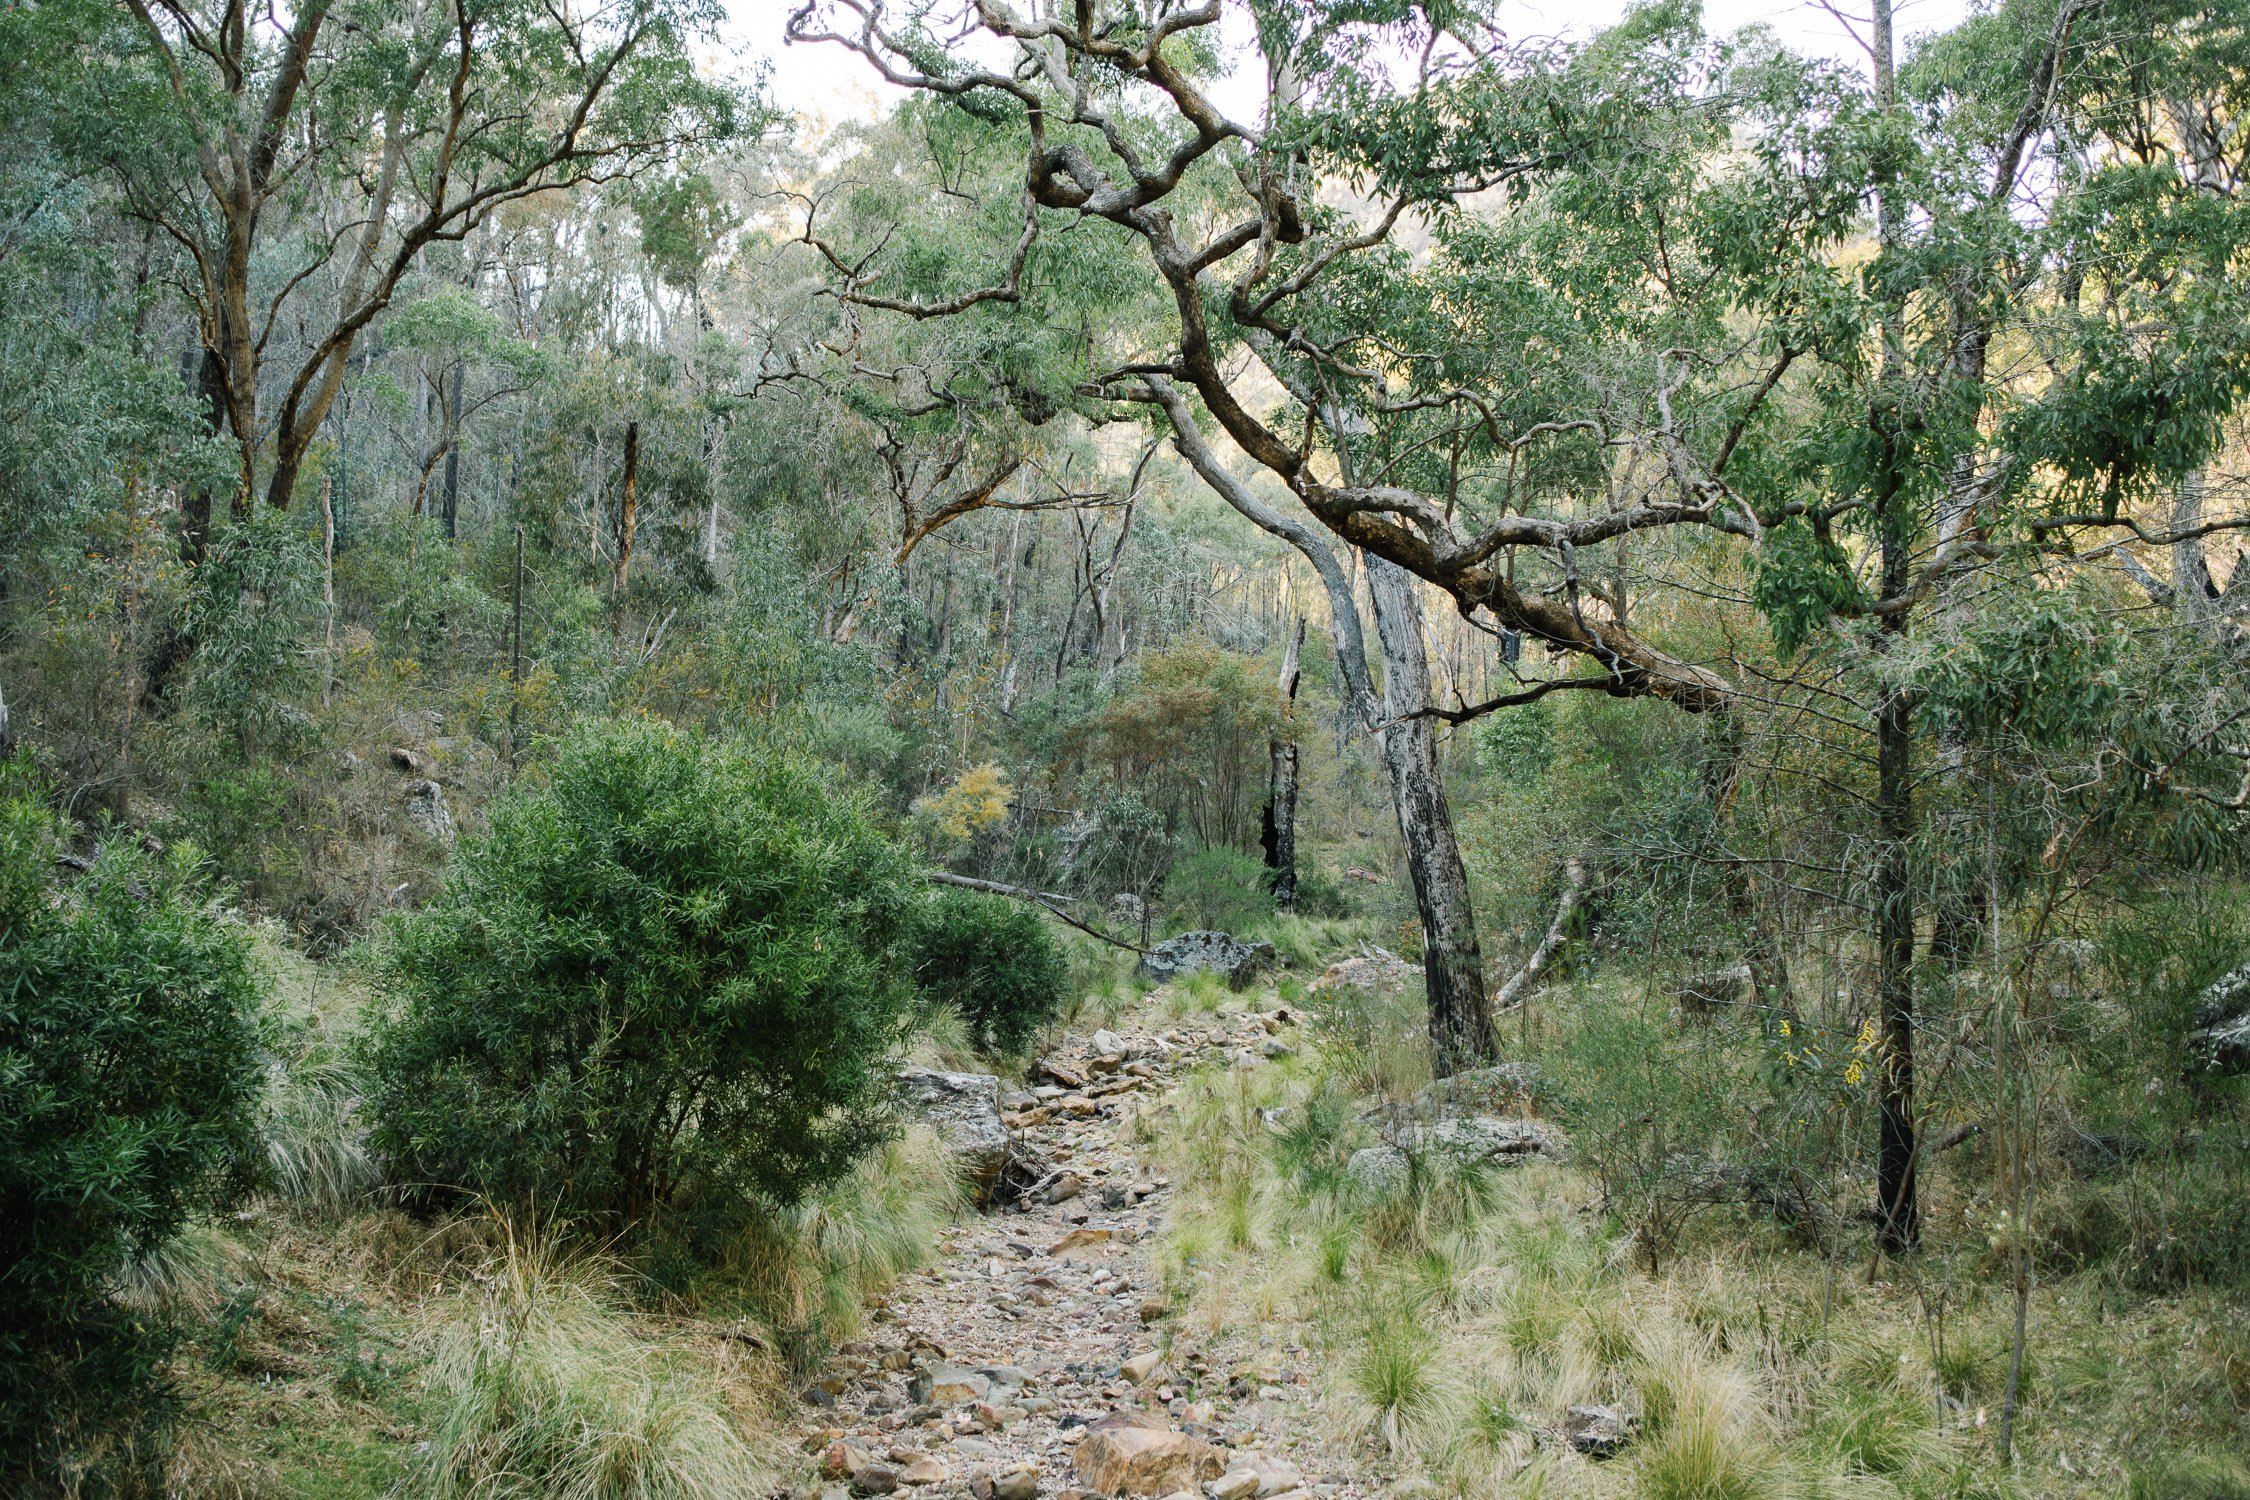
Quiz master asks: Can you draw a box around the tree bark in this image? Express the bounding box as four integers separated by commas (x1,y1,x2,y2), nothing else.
610,421,640,636
1869,0,1920,1258
441,360,465,539
1369,557,1498,1077
1262,615,1306,907
1149,380,1496,1076
1874,662,1921,1256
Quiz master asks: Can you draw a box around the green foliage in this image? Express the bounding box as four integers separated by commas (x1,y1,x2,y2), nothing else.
1920,591,2120,748
908,887,1069,1056
1163,845,1278,934
177,511,326,756
1749,517,1864,659
0,760,264,1482
363,720,919,1234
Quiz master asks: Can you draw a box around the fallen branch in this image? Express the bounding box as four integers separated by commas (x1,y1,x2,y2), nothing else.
1494,856,1588,1009
926,871,1149,954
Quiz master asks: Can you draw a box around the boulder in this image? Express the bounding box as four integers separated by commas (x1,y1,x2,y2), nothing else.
1120,1349,1162,1384
901,1456,947,1486
402,777,454,845
993,1467,1041,1500
1406,1064,1541,1119
1072,1426,1227,1497
1242,1455,1303,1497
1400,1116,1565,1165
1091,1029,1144,1060
1308,949,1419,997
854,1466,902,1496
895,1068,1010,1203
2192,963,2250,1073
1345,1145,1410,1195
1563,1404,1636,1458
1137,931,1275,989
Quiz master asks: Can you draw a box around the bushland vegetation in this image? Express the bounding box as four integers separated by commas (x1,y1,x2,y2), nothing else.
1,0,2247,1493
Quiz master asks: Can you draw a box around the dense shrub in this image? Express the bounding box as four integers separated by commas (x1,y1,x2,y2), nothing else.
909,887,1068,1055
363,720,920,1233
0,761,265,1481
1163,844,1276,933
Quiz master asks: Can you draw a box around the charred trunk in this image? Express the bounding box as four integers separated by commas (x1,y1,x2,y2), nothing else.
1262,616,1306,908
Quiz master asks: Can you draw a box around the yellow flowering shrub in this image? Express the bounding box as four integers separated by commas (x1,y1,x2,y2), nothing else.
915,764,1012,842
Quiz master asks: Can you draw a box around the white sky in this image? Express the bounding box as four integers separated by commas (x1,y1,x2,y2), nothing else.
728,0,1976,128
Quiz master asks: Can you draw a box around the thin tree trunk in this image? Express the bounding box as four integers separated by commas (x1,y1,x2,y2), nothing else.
320,472,336,708
1870,0,1920,1259
610,420,640,636
1370,557,1497,1077
1263,616,1306,907
1496,856,1588,1012
509,524,525,758
1150,381,1496,1077
441,360,465,539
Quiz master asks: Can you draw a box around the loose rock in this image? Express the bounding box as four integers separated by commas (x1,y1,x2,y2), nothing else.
895,1069,1012,1203
1072,1426,1227,1497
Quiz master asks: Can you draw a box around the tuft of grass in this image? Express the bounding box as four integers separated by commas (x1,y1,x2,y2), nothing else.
416,1216,770,1500
115,1219,253,1322
1801,1384,1943,1479
2127,1451,2250,1500
1352,1298,1452,1453
716,1127,963,1371
265,1048,379,1212
1631,1334,1800,1500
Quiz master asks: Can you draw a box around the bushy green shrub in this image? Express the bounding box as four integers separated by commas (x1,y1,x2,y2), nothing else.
0,761,264,1481
1163,844,1276,933
363,720,919,1234
909,887,1068,1055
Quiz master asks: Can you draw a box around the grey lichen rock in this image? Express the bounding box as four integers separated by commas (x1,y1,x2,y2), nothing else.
1137,931,1276,988
1410,1064,1541,1117
895,1068,1010,1203
2192,963,2250,1073
1563,1403,1636,1457
1346,1145,1410,1195
401,777,454,846
1403,1116,1565,1165
1307,948,1419,997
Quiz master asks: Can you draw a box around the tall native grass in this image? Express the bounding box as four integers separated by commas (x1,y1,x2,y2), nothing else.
1145,973,2041,1500
710,1127,965,1371
415,1216,772,1500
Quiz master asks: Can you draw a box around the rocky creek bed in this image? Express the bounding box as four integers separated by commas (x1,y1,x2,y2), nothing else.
786,989,1370,1500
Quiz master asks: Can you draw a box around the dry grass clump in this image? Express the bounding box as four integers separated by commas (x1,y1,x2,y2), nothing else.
716,1125,965,1370
1141,980,2019,1500
415,1216,773,1500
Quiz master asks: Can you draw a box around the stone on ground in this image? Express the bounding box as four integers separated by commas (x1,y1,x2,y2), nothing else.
895,1068,1012,1203
1072,1426,1227,1497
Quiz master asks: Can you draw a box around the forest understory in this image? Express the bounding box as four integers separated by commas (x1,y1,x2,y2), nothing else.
4,0,2249,1494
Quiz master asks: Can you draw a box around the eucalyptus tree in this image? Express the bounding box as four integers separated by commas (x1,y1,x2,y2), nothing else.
1717,0,2250,1252
27,0,755,553
782,0,2250,1231
780,0,1781,1073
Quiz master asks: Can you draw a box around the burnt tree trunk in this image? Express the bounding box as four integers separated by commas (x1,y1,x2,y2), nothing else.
610,420,640,637
1262,615,1306,908
1369,557,1497,1077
